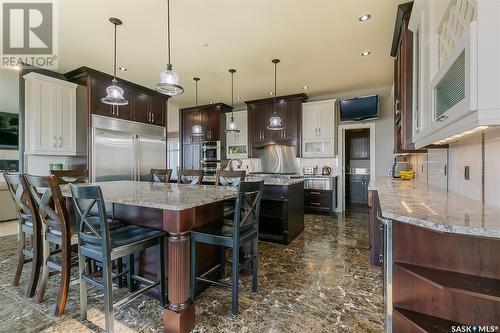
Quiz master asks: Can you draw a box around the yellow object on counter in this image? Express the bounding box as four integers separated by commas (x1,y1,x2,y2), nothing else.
399,170,415,180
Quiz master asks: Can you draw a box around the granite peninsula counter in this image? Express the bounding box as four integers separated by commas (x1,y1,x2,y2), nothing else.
367,177,500,332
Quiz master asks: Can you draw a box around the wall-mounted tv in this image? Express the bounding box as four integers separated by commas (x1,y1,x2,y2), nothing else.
339,94,379,122
0,112,19,150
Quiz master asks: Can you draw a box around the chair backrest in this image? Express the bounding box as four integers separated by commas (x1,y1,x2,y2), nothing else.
24,175,72,242
50,169,88,184
70,184,111,252
177,170,204,185
215,170,246,187
149,168,172,183
232,180,264,237
4,173,35,222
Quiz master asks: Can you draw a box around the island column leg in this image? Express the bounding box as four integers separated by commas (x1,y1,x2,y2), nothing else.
163,231,195,333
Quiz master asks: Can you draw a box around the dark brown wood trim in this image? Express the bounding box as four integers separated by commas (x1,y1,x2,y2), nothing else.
390,2,414,57
179,103,232,113
64,66,171,99
244,93,308,105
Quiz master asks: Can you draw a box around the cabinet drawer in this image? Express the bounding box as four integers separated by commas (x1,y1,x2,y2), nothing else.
304,189,332,207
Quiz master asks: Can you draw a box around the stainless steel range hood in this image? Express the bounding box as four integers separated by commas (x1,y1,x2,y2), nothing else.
256,144,299,174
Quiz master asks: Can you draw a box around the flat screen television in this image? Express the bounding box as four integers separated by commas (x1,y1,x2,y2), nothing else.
339,94,379,122
0,112,19,150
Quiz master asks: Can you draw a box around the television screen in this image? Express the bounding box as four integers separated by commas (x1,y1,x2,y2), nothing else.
0,112,19,150
339,95,379,122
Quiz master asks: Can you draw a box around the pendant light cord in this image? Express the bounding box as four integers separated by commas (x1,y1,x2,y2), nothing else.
195,80,198,107
273,61,277,115
167,0,171,68
231,71,235,119
113,23,117,80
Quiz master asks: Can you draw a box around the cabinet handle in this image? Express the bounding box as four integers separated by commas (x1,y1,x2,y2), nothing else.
152,113,155,123
116,107,119,117
436,114,448,122
53,136,57,148
318,128,320,136
310,202,321,206
59,136,62,148
309,191,321,195
378,254,384,263
315,128,317,136
148,113,151,122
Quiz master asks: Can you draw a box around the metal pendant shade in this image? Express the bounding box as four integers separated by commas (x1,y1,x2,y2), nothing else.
191,77,204,136
267,59,283,130
102,17,128,106
225,68,240,133
155,0,184,96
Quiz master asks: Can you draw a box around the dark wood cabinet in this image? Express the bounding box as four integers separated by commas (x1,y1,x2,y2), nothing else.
367,190,383,267
245,94,307,157
304,189,333,214
391,3,428,153
180,103,231,145
65,66,169,127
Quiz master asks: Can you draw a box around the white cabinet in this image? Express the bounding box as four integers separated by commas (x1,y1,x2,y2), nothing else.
24,72,79,155
302,100,335,157
226,110,248,158
410,0,500,148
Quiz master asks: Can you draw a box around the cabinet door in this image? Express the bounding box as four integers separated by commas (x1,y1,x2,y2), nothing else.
150,95,166,126
318,102,334,139
91,77,113,117
302,104,319,141
36,81,57,151
57,85,76,153
183,111,204,144
205,108,220,140
235,110,247,145
133,91,150,123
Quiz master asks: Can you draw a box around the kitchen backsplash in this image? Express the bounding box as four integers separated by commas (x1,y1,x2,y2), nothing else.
410,128,500,208
231,157,339,176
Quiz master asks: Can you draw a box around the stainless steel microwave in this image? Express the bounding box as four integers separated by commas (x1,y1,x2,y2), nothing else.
201,141,221,161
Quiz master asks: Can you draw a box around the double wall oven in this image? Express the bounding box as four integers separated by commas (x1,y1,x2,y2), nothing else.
201,140,221,176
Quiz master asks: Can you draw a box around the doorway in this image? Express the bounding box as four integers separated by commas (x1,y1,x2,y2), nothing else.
344,129,370,212
336,122,375,213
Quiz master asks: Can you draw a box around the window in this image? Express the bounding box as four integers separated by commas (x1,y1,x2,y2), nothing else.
167,137,180,179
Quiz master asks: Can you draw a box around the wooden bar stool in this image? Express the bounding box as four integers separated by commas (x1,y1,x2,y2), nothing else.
70,184,166,333
149,169,172,183
190,180,264,315
3,173,42,298
177,170,204,184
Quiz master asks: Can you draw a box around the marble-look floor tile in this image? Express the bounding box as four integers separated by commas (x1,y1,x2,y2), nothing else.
0,212,383,332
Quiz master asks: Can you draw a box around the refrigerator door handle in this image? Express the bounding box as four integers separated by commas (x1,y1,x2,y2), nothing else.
136,135,140,181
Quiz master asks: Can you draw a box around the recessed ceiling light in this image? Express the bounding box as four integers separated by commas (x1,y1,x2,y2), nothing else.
118,67,127,71
303,86,309,90
236,97,242,100
209,101,214,104
361,51,371,56
269,92,274,95
359,14,371,22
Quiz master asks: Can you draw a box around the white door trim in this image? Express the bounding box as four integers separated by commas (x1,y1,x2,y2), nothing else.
336,122,376,212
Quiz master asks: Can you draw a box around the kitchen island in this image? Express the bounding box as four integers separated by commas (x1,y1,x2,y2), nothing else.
63,181,237,333
368,177,500,332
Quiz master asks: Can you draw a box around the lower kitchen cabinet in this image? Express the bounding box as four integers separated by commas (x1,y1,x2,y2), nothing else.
258,182,304,245
346,174,369,204
304,189,333,214
368,190,383,267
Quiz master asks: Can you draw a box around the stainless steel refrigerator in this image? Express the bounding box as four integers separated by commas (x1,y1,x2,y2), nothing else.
91,115,166,182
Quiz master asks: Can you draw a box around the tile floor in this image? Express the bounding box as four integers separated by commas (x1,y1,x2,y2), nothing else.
0,212,383,333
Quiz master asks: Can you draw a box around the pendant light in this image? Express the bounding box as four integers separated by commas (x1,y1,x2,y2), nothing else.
191,77,204,136
225,69,240,133
267,59,283,130
155,0,184,96
101,18,128,106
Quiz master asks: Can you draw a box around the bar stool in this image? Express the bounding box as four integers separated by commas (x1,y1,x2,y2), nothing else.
177,170,204,184
149,169,172,183
215,170,246,218
3,173,42,298
190,180,264,315
70,184,166,333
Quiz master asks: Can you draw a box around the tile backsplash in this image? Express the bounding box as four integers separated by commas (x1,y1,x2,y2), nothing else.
411,128,500,208
234,156,339,176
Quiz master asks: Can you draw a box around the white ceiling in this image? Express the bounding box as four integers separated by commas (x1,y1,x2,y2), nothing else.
56,0,402,108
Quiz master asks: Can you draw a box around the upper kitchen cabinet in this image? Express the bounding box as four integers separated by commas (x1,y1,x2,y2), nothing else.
65,67,168,127
391,2,425,153
226,110,248,158
302,99,335,157
409,0,500,148
245,94,308,157
24,72,83,156
180,103,232,144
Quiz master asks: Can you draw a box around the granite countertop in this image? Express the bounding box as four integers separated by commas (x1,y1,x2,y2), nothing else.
369,177,500,238
61,181,237,211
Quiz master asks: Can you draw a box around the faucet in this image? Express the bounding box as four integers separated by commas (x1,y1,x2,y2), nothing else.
226,158,243,171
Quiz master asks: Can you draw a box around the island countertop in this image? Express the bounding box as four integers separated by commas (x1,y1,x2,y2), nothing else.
369,177,500,238
62,181,237,211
